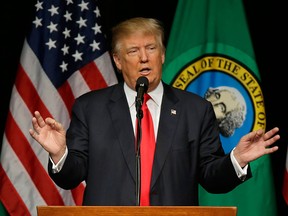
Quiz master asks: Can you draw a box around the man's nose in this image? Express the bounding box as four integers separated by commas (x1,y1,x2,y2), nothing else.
139,49,148,62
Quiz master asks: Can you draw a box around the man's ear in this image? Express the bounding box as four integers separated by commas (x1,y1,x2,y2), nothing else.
161,52,165,64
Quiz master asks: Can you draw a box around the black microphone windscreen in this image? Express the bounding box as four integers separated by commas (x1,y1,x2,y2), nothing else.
136,76,149,92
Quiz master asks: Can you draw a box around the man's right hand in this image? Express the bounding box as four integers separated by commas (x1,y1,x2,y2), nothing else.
29,111,67,164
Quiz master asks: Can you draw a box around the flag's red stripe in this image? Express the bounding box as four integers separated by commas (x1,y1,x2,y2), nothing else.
80,61,108,90
5,112,65,205
283,169,288,204
58,81,75,118
15,65,51,118
71,184,85,205
0,166,30,216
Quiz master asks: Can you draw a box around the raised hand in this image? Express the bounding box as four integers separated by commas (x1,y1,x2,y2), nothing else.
233,127,280,167
29,111,67,163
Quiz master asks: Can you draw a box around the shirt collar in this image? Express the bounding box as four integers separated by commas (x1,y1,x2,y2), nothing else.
124,81,163,108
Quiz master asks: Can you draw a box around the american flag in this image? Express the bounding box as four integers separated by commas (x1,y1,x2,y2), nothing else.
0,0,117,215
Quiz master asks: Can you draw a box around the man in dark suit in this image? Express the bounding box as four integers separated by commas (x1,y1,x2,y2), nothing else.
29,17,280,206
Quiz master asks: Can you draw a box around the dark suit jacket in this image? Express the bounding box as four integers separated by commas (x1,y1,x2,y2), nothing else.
49,81,251,206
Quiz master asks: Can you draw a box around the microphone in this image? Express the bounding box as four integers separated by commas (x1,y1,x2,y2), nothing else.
135,76,149,105
134,76,149,206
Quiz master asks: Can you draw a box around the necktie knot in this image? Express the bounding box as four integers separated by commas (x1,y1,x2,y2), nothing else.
143,93,151,105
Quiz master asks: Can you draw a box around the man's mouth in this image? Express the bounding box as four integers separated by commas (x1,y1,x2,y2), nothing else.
139,68,151,75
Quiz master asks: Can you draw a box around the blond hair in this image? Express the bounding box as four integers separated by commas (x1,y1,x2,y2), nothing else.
111,17,165,54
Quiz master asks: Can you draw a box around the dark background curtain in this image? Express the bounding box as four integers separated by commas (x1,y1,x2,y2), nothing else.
1,0,287,215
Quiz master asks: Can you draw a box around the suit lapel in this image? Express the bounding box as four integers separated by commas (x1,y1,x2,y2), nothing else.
108,84,137,183
151,84,180,188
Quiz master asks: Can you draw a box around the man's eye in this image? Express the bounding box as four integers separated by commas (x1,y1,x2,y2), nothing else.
216,103,226,113
128,49,138,55
215,92,220,99
147,45,156,52
220,104,226,113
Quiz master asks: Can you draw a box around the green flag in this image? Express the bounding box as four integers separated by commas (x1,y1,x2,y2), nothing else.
163,0,277,216
0,202,8,216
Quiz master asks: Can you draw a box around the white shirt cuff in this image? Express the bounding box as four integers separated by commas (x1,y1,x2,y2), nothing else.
50,147,68,173
230,148,248,181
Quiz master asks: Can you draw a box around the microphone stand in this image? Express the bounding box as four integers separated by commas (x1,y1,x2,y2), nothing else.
135,98,143,206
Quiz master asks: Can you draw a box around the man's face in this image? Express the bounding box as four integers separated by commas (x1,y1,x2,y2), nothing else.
112,32,165,92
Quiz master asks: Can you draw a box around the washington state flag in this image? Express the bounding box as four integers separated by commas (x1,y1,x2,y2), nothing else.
162,0,278,216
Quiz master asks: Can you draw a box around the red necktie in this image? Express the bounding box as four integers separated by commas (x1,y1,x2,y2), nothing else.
140,93,155,206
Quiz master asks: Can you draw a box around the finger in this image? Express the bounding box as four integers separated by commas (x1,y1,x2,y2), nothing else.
264,133,280,147
45,118,65,134
51,120,56,129
263,127,279,140
265,145,279,154
29,128,38,138
29,124,41,141
31,116,42,134
45,118,57,128
34,111,46,128
248,129,264,142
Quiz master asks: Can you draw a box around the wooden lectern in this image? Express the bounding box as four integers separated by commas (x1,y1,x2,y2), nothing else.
37,206,237,216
